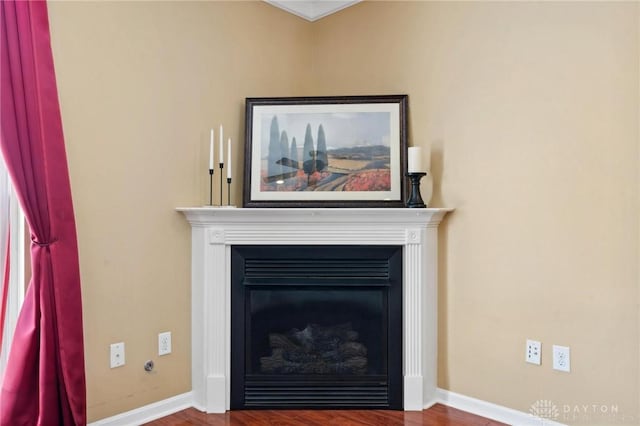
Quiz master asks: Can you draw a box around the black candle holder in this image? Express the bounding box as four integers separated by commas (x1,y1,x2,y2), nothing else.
219,163,224,206
227,177,232,206
406,172,427,208
208,168,214,205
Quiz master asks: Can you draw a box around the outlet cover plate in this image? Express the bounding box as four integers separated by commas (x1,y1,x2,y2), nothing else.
553,345,570,372
526,339,541,365
110,342,125,368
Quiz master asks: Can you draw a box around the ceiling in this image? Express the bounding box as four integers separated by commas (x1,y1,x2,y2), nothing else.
265,0,360,22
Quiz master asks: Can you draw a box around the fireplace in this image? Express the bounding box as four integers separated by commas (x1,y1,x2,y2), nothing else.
177,207,451,412
230,245,403,409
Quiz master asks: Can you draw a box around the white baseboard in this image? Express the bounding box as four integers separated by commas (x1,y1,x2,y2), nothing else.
88,387,568,426
88,392,193,426
435,388,566,426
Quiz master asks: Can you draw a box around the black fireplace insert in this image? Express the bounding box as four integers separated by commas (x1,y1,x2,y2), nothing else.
231,245,402,409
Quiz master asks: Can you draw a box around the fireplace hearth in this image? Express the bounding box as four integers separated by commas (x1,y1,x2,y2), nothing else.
230,245,403,409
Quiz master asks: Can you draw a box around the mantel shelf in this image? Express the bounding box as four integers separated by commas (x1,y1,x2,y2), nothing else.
177,207,453,226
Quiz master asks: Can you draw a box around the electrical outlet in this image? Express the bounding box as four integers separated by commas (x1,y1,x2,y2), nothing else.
110,342,125,368
553,345,570,372
158,331,172,356
526,339,541,365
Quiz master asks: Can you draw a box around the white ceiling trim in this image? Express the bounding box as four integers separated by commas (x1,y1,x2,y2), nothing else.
265,0,361,22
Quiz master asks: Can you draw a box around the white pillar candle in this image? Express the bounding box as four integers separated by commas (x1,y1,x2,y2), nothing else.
219,125,224,164
209,129,214,170
408,147,423,173
227,138,232,179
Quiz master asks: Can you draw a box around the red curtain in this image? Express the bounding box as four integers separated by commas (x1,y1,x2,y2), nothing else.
0,1,86,424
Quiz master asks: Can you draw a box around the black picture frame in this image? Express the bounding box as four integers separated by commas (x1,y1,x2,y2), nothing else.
243,95,408,208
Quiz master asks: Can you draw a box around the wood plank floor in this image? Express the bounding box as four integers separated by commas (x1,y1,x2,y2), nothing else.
144,404,508,425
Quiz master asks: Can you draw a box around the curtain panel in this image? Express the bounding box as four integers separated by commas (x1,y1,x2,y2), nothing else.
0,1,86,424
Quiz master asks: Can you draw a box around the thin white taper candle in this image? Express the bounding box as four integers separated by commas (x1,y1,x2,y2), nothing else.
209,129,214,170
219,125,224,164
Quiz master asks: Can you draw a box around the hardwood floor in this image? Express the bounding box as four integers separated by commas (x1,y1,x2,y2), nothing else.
144,404,508,425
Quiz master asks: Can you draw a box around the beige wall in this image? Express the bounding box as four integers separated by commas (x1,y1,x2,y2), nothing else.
47,1,311,421
313,2,639,423
47,1,639,424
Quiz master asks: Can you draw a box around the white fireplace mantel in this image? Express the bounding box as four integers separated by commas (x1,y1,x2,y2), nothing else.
178,207,452,412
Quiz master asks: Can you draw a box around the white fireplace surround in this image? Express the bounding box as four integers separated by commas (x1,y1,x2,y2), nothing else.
178,207,452,412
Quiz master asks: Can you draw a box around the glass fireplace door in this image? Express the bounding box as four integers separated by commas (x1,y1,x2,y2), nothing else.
231,245,402,409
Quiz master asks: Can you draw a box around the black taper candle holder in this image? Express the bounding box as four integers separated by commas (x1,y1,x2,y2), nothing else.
406,172,427,208
219,163,224,206
227,178,232,206
208,168,214,205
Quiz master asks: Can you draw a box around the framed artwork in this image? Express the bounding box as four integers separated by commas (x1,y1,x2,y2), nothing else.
243,95,408,208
